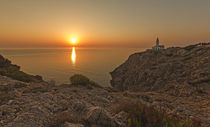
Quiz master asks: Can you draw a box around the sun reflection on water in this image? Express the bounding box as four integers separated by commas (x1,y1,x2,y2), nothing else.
71,47,76,64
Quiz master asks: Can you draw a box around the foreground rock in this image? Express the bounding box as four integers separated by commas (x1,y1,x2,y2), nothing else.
86,107,118,127
64,122,84,127
0,75,209,126
0,76,128,127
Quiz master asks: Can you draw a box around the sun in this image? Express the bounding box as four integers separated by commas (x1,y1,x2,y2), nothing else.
70,38,77,45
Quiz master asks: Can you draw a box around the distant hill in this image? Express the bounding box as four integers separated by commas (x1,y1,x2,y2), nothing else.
111,43,210,95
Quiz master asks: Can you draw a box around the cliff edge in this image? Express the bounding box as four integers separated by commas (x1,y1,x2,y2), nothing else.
111,43,210,95
0,55,43,83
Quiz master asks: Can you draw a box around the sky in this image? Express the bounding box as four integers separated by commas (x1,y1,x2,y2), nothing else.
0,0,210,48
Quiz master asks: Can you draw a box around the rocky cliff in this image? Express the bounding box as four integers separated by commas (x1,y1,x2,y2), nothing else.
0,55,43,83
111,43,210,95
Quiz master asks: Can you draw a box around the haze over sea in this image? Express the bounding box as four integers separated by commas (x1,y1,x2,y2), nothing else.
0,47,145,86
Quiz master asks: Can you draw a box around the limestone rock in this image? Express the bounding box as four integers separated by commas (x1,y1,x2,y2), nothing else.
64,122,84,127
114,111,127,127
86,106,118,127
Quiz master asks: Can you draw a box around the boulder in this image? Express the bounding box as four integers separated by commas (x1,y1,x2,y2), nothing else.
86,106,118,127
114,111,127,127
64,122,84,127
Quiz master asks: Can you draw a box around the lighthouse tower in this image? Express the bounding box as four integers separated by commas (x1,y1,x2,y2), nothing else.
152,37,164,50
156,37,159,47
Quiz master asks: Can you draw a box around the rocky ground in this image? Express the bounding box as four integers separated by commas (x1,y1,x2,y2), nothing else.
0,75,138,127
0,43,210,127
1,75,209,127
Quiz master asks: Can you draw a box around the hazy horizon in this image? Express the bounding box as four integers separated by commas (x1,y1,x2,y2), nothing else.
1,0,210,48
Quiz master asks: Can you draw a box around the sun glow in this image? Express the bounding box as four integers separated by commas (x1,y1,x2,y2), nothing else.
70,38,77,45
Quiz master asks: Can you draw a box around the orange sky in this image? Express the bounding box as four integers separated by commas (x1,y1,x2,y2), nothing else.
0,0,210,48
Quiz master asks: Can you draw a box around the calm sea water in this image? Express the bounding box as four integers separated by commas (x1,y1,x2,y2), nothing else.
0,47,146,86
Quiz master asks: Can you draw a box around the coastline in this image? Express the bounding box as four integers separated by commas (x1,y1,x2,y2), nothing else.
0,43,209,126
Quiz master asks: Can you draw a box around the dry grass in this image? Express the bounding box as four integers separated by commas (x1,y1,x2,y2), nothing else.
48,112,82,127
0,85,13,105
112,100,201,127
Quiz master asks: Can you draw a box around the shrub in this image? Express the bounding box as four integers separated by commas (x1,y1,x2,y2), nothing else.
112,100,199,127
126,104,191,127
0,85,13,104
70,74,90,85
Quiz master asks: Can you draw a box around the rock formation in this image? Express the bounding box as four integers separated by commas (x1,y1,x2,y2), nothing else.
0,75,131,127
111,43,210,94
0,55,43,83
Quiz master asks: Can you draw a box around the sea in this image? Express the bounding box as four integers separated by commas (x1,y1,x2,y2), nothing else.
0,47,146,86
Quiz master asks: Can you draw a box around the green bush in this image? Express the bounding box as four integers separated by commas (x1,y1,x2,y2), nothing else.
70,74,90,85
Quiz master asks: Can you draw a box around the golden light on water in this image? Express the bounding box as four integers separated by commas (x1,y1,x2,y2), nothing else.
71,47,76,64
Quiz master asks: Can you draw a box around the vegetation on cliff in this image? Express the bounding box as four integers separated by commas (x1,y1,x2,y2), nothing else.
70,74,102,89
112,100,201,127
0,55,43,82
70,74,91,85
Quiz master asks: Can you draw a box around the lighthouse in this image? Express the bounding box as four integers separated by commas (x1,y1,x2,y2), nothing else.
156,37,159,46
152,37,164,50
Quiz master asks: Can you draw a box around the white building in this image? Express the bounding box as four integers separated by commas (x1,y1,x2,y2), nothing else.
152,37,164,50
